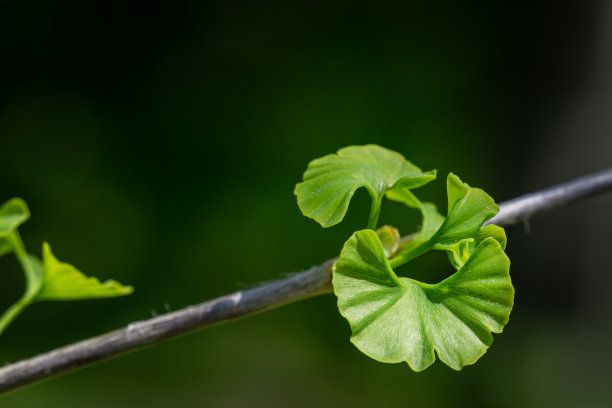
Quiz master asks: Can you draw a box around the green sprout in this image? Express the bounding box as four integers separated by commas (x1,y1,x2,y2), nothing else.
0,198,133,335
295,144,514,370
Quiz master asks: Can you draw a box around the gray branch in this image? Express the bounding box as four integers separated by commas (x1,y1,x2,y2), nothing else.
1,169,612,394
486,169,612,227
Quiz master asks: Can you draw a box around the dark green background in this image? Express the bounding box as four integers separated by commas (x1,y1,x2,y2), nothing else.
1,1,611,406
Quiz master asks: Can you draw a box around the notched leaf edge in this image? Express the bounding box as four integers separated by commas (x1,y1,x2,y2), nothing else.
333,229,513,371
294,144,436,228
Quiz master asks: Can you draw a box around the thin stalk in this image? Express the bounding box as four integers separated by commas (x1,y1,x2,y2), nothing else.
0,298,29,334
367,193,383,230
7,231,32,282
0,231,37,335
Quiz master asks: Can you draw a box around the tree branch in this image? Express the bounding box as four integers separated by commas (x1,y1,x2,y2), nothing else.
1,169,611,394
486,169,612,227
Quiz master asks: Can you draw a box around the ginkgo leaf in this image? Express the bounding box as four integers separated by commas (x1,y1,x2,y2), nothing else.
434,174,502,269
390,173,501,267
0,198,29,237
34,242,133,301
333,229,513,371
0,198,30,258
294,145,436,228
446,224,507,270
434,173,499,247
0,199,135,335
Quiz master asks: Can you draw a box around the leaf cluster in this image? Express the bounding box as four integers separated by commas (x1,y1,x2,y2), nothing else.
295,145,513,370
0,198,133,335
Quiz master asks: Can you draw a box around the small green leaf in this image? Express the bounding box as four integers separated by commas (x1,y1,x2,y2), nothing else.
333,229,513,371
294,145,436,228
390,173,501,267
434,173,499,247
0,198,30,258
474,224,507,250
0,198,30,236
34,242,133,301
433,174,501,269
446,224,507,269
0,199,135,335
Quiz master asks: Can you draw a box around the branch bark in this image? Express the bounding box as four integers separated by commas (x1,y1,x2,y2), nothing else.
1,169,611,394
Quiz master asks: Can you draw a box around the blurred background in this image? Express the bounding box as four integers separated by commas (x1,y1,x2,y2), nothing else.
0,0,611,406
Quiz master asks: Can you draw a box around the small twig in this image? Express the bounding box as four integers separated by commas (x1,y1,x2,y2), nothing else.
1,169,611,394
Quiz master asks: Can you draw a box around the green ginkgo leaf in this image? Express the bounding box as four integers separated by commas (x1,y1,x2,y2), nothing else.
434,173,499,247
0,198,134,335
390,173,502,268
34,242,133,301
333,229,513,371
294,145,436,228
0,198,30,236
0,241,133,334
0,198,30,257
446,224,507,270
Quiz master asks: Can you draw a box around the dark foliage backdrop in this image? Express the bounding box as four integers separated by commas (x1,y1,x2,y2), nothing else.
0,1,610,406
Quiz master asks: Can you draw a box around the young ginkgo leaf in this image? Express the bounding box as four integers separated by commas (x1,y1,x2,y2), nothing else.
33,242,133,301
333,229,513,371
294,145,436,228
434,173,499,246
0,199,135,335
0,198,30,236
446,224,507,270
390,173,504,268
0,198,30,258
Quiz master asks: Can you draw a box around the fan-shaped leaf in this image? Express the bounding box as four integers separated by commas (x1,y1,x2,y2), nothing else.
435,173,499,246
0,200,134,335
446,224,507,269
34,242,133,301
294,145,436,228
0,198,30,257
0,198,30,236
390,173,501,267
333,229,513,371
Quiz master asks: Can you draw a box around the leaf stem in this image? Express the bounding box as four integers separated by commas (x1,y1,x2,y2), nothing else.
0,231,38,335
367,194,383,230
8,231,33,283
0,298,29,335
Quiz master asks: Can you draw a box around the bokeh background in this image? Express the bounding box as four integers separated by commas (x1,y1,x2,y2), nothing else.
1,1,611,407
